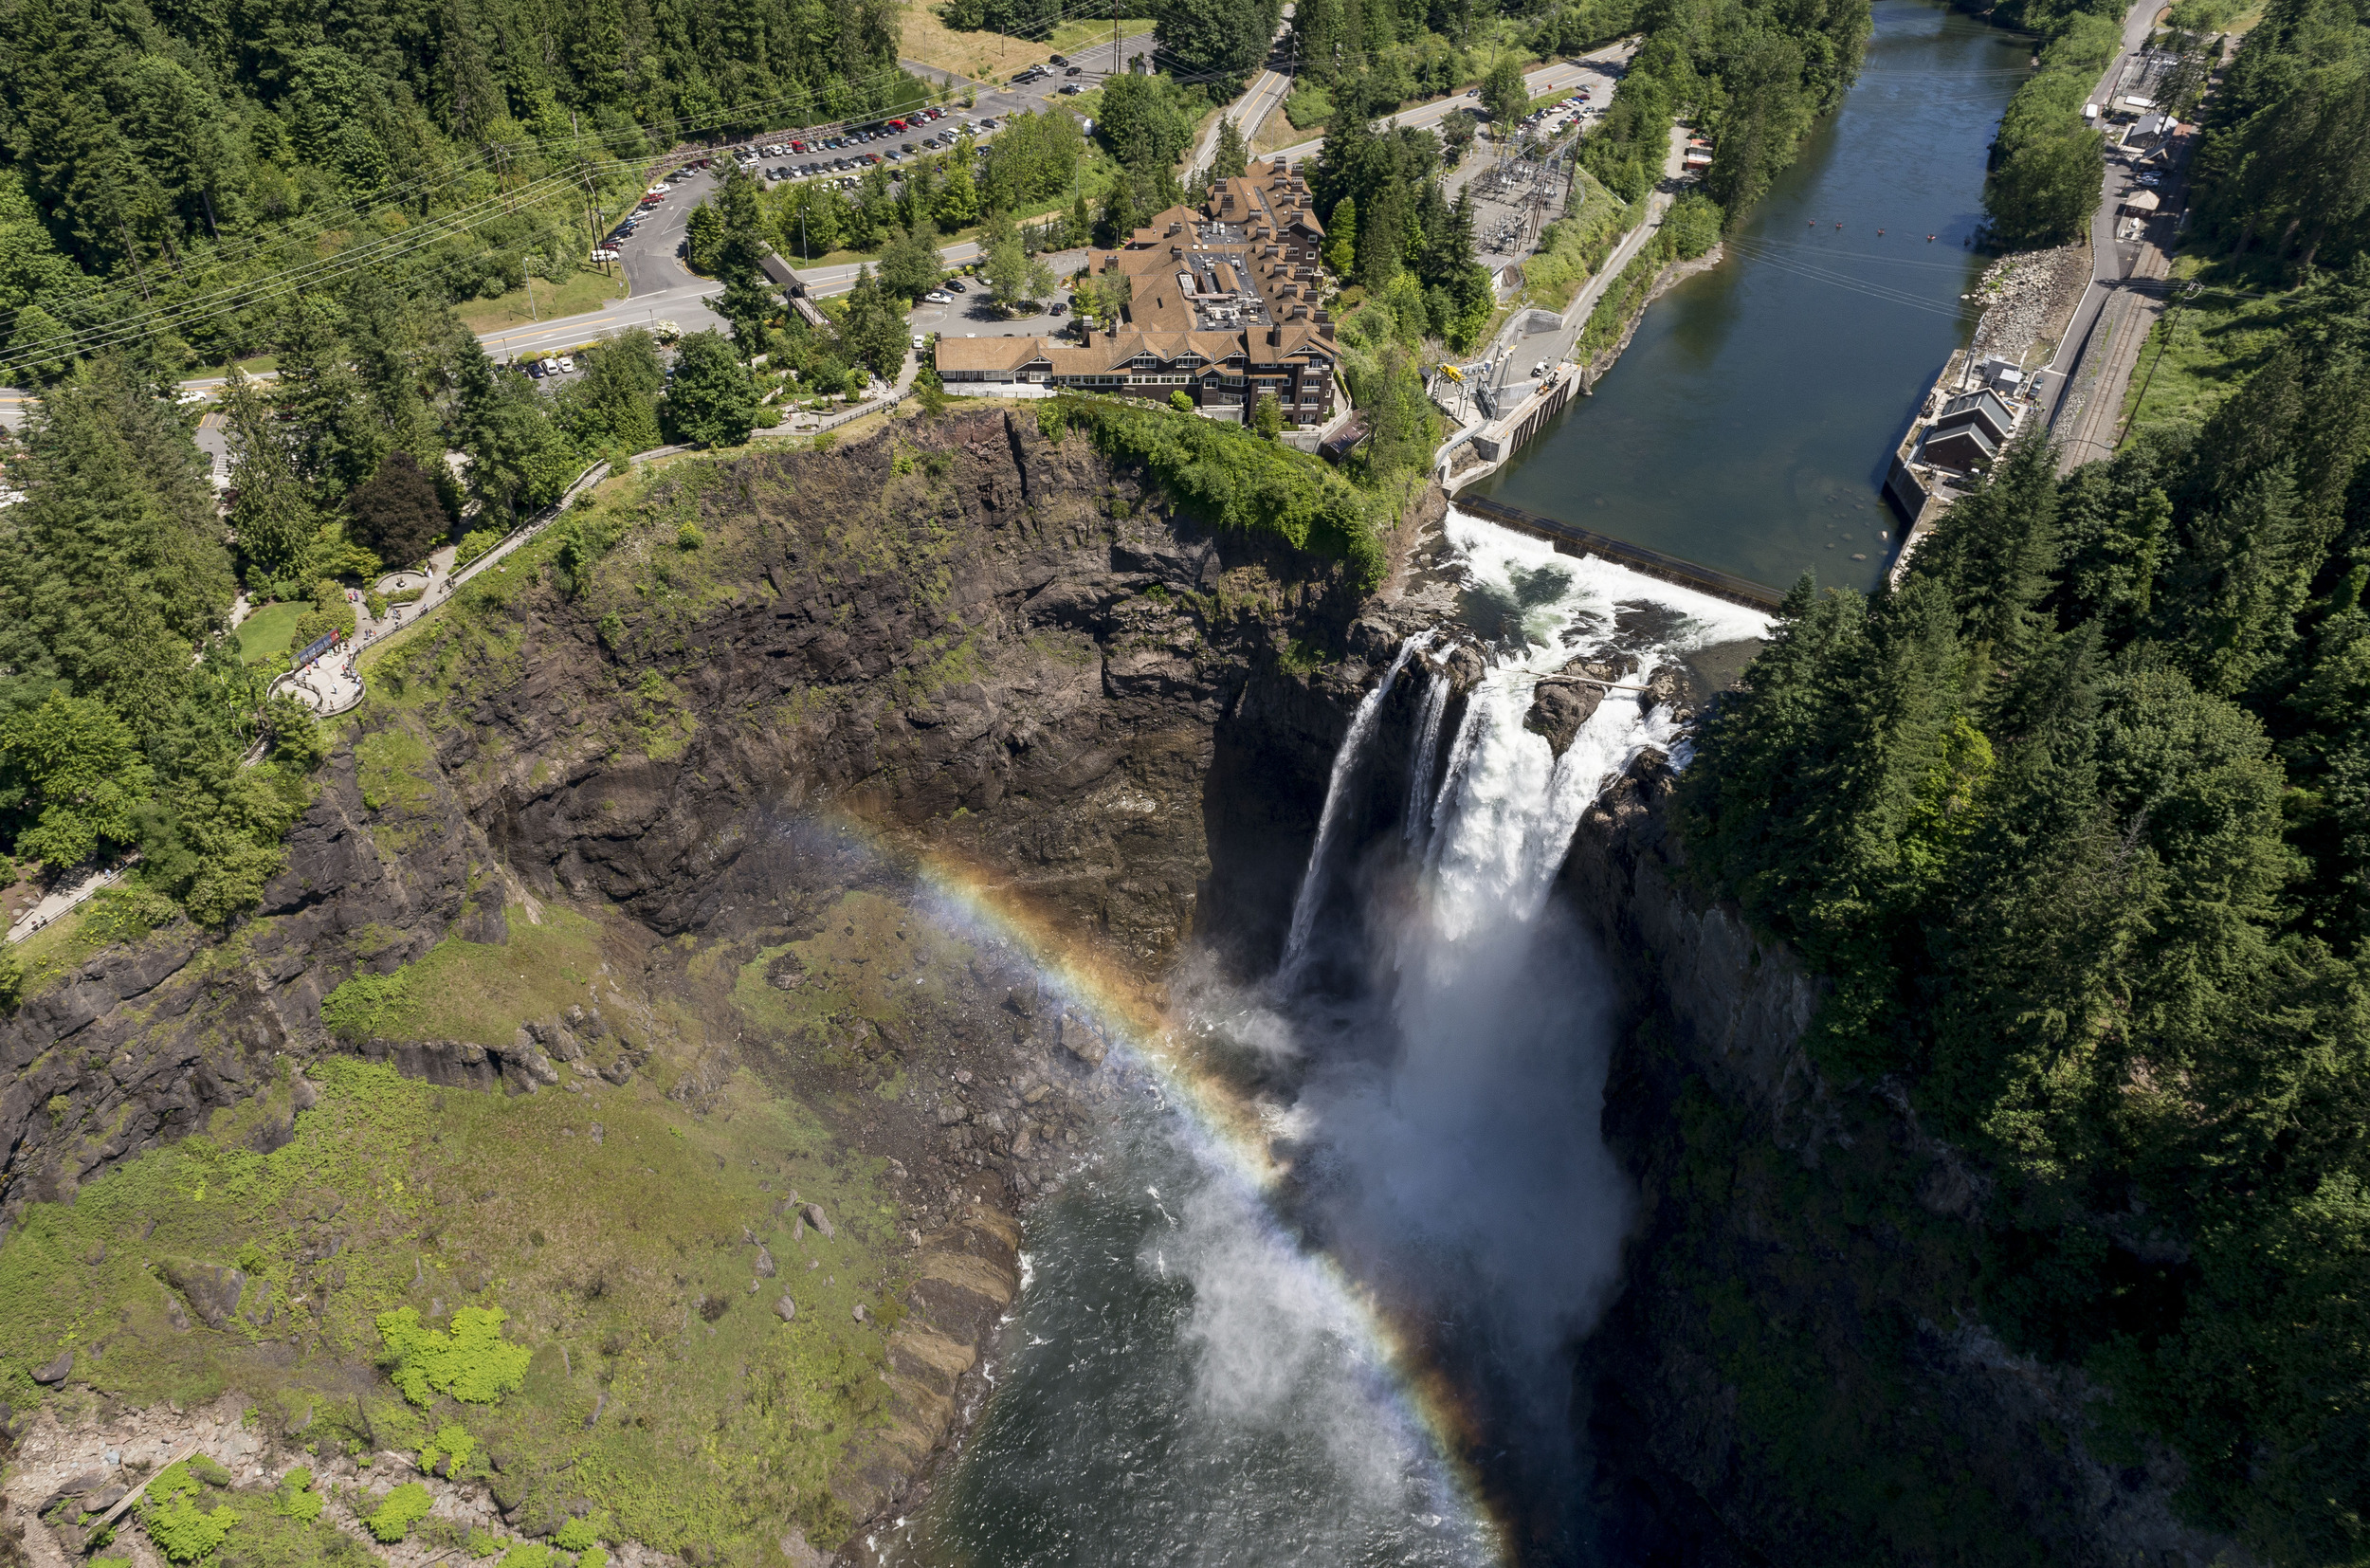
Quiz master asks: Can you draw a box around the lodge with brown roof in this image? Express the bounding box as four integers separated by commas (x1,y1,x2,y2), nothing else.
934,157,1342,424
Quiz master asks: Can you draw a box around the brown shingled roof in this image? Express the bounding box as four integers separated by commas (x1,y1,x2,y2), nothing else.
932,337,1052,374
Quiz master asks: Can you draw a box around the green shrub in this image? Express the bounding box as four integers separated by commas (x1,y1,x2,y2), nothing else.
553,1515,602,1551
1665,191,1725,260
497,1543,552,1567
188,1455,232,1487
320,968,424,1041
270,1467,324,1522
375,1304,532,1405
1049,394,1387,588
676,521,704,551
141,1462,238,1563
453,528,504,569
363,1482,433,1543
420,1421,480,1474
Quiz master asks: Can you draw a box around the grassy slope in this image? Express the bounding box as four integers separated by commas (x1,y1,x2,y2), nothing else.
0,446,1024,1567
897,0,1149,84
456,272,630,337
0,890,915,1558
2114,260,2303,436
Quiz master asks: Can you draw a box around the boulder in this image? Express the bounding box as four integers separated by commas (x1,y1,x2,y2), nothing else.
802,1202,835,1240
775,1295,797,1324
158,1259,246,1329
1059,1014,1106,1067
1522,679,1603,759
754,1246,776,1279
31,1350,76,1386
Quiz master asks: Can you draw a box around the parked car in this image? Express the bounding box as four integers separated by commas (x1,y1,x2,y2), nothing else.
1048,301,1066,315
925,289,952,302
1066,64,1083,75
945,279,967,292
1049,52,1066,63
912,335,927,349
1060,82,1081,94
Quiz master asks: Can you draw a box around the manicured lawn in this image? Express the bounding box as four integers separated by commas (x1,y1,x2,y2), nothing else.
236,600,306,665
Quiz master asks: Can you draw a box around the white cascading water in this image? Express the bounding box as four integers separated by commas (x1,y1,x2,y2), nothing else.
912,513,1772,1568
1277,632,1432,977
1271,508,1773,1433
1401,663,1452,855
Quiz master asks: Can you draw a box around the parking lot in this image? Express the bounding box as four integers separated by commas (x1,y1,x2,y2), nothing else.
909,247,1089,345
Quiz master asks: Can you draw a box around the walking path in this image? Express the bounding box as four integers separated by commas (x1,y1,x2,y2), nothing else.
6,858,138,944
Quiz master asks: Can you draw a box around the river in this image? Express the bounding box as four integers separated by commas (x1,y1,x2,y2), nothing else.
1472,0,2033,594
882,11,2026,1567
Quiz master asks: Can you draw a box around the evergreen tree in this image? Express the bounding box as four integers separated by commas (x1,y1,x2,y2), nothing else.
222,367,326,590
1212,116,1250,180
662,330,759,447
837,266,907,378
715,168,771,284
453,339,564,524
878,226,946,302
935,160,981,232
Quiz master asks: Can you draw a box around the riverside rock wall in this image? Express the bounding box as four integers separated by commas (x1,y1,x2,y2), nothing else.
1559,759,2252,1568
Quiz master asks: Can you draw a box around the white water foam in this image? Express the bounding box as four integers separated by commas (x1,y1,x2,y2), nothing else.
1278,632,1432,977
1402,662,1453,856
1424,509,1771,938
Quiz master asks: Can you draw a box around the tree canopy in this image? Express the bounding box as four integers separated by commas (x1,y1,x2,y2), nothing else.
1676,260,2370,1563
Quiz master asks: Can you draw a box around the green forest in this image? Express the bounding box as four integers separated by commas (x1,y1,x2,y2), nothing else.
1677,259,2370,1562
0,0,914,379
1983,0,2370,264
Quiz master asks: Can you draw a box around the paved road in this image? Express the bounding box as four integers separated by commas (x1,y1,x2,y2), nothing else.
2033,0,2178,430
1187,6,1298,177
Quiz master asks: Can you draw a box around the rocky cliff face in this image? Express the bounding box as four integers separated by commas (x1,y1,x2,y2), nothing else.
2,409,2252,1568
0,408,1382,1560
1559,760,2252,1568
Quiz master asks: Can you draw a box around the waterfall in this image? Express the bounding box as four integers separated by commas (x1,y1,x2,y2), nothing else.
1401,664,1451,856
1276,634,1431,978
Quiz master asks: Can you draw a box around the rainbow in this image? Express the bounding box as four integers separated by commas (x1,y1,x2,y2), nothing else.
893,835,1510,1563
